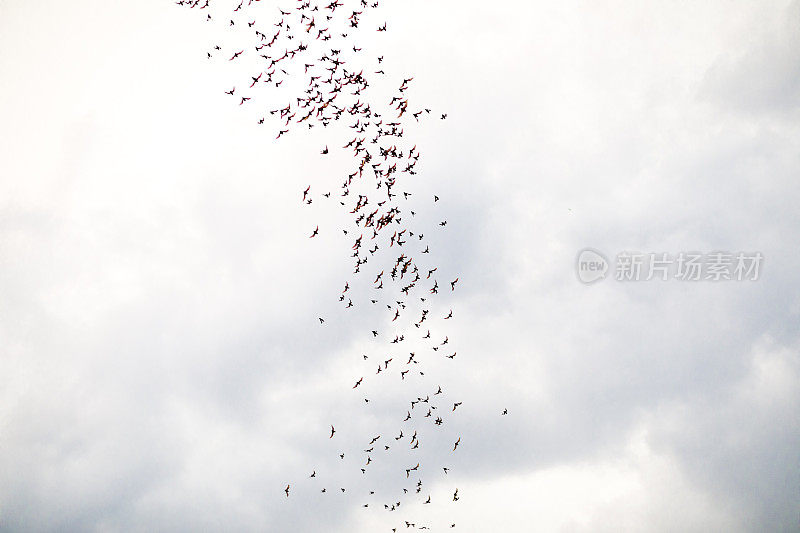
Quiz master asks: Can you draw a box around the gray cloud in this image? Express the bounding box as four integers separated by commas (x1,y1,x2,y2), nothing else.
0,0,798,532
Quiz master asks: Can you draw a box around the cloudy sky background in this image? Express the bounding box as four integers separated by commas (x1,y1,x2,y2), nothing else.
1,0,799,531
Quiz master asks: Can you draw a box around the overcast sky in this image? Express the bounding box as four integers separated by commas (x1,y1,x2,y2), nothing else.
1,0,799,531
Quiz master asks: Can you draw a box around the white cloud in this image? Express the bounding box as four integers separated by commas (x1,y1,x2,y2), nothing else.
0,0,798,531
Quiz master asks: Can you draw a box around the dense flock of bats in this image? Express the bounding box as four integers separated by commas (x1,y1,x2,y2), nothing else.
175,0,507,529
